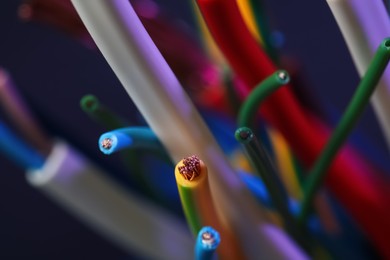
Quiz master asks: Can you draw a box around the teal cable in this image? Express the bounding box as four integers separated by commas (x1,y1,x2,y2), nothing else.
235,127,312,253
298,38,390,225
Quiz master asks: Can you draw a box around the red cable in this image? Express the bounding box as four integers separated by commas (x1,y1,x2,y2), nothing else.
197,0,390,257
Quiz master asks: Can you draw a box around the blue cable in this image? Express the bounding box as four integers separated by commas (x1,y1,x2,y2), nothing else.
195,226,220,260
99,127,163,155
0,121,45,170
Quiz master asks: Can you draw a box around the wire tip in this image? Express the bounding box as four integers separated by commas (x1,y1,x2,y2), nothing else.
382,38,390,49
235,127,253,142
178,155,201,181
81,94,99,111
198,227,220,249
276,70,289,84
101,138,113,150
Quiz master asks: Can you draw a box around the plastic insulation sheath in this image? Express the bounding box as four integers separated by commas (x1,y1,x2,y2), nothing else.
195,226,221,260
99,127,164,154
81,97,156,203
80,94,127,129
235,128,290,218
235,127,311,253
238,70,289,129
175,173,203,235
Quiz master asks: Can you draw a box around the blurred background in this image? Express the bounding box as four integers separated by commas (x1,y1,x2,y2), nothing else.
0,0,388,259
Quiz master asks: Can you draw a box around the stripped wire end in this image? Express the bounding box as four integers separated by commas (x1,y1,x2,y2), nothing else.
80,94,99,112
234,127,254,144
277,70,289,83
101,138,113,150
201,229,219,248
195,226,221,260
178,155,201,181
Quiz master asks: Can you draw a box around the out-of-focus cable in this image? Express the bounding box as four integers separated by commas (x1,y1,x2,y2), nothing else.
0,68,52,155
195,226,220,260
27,141,193,260
0,120,45,170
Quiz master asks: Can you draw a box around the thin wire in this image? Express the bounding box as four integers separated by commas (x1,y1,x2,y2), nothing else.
235,127,292,219
80,95,167,204
99,127,163,153
195,226,221,260
235,127,312,253
99,127,171,163
299,38,390,225
238,70,289,129
80,94,128,129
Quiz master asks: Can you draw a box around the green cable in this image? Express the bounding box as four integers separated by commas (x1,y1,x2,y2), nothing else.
238,70,289,129
249,0,278,62
298,38,390,225
235,127,312,253
80,94,127,130
177,185,202,236
235,127,290,216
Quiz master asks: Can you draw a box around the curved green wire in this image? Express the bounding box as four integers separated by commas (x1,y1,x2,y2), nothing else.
178,185,202,236
298,38,390,225
238,70,290,129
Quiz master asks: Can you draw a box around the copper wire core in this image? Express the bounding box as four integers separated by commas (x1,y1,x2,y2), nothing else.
101,138,113,150
201,231,215,246
178,155,201,181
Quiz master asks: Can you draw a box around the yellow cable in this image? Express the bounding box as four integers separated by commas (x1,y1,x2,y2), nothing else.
175,156,244,259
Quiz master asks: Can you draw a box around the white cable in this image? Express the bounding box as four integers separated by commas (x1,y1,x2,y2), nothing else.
27,141,193,260
327,0,390,151
70,1,307,258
